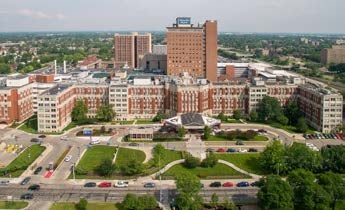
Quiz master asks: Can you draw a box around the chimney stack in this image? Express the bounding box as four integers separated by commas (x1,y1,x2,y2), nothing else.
63,61,67,73
54,60,57,75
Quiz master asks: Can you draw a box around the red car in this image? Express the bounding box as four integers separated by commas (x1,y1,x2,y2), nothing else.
217,148,226,153
223,182,234,187
98,182,111,188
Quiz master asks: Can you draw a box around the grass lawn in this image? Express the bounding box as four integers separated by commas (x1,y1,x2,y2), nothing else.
0,144,45,177
214,153,264,175
50,202,118,210
162,163,250,179
136,120,156,124
75,145,116,178
145,149,183,175
115,147,146,166
63,122,77,131
206,135,268,141
0,201,28,209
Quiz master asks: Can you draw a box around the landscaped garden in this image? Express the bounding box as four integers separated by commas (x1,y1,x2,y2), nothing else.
0,201,28,209
162,163,250,179
50,202,118,210
74,145,183,179
74,145,117,179
214,153,264,175
205,129,268,141
0,144,46,177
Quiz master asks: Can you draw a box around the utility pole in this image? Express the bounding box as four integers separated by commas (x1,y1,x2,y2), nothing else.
72,163,75,181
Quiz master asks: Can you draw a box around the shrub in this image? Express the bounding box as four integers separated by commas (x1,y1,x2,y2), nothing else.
183,155,200,169
201,154,218,168
75,198,88,210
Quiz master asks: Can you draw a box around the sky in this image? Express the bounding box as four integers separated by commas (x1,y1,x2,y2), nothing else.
0,0,344,33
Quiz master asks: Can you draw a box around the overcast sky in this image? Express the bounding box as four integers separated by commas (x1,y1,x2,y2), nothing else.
0,0,344,33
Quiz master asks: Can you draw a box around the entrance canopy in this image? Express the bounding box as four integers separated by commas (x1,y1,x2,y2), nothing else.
164,113,221,129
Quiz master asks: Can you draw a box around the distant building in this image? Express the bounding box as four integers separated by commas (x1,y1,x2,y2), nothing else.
166,17,218,81
77,55,102,70
335,39,345,45
321,45,345,64
140,53,167,72
114,32,151,69
152,45,167,54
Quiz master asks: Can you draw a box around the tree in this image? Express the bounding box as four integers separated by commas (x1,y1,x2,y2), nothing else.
203,126,211,140
153,144,166,166
259,140,287,175
321,145,345,173
276,114,289,125
152,111,167,122
222,197,236,210
97,158,115,177
258,175,294,210
284,100,302,126
0,63,10,74
318,172,345,210
175,172,203,210
296,117,308,133
217,112,228,122
96,104,115,122
137,195,158,210
121,193,138,210
288,169,331,210
72,100,88,124
210,193,219,208
249,109,258,121
183,155,201,169
285,143,322,173
232,109,242,120
178,126,186,138
120,159,144,175
75,198,88,210
201,153,218,168
257,96,283,122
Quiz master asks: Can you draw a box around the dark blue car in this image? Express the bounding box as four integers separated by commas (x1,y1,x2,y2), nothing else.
227,148,236,153
237,181,249,187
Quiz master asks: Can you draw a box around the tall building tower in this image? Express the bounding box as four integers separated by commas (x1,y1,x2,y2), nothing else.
166,17,217,81
114,32,151,69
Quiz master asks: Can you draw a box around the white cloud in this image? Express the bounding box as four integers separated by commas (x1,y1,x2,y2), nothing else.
18,9,66,20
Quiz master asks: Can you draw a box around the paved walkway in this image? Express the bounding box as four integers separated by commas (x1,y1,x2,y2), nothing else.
186,134,206,160
218,160,261,179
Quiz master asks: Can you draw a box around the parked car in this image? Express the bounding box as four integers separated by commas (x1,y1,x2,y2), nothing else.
98,182,112,188
60,136,69,141
21,177,31,185
250,181,261,187
84,182,96,188
33,166,42,175
209,182,222,187
90,139,101,145
0,180,9,186
200,183,204,188
258,129,267,133
227,148,236,153
237,181,250,187
216,148,226,153
30,138,40,143
143,182,155,188
248,148,258,152
223,182,234,187
235,141,244,145
20,193,33,200
28,184,40,191
64,155,72,162
128,142,139,146
206,148,215,152
239,148,248,153
114,181,129,188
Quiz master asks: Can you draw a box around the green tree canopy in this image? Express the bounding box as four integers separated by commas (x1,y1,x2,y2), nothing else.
175,172,203,210
232,109,243,120
203,126,211,140
260,140,287,175
318,172,345,210
152,111,167,122
258,175,294,210
321,145,345,173
0,63,11,74
284,100,302,126
97,158,115,177
257,96,283,122
72,100,88,124
178,126,186,138
120,159,144,176
296,117,308,133
96,104,115,122
249,109,259,121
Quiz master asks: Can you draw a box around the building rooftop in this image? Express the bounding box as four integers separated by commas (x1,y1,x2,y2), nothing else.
44,84,71,95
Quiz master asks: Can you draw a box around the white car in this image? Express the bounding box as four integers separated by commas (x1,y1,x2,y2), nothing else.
64,155,72,162
90,139,100,145
60,136,69,141
114,181,129,188
239,148,248,153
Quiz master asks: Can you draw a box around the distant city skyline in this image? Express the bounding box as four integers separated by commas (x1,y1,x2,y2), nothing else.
0,0,344,33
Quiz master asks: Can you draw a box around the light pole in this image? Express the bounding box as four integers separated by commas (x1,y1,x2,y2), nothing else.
72,163,75,181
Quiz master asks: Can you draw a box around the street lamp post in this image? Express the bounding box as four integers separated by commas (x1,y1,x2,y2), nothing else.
72,163,75,181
